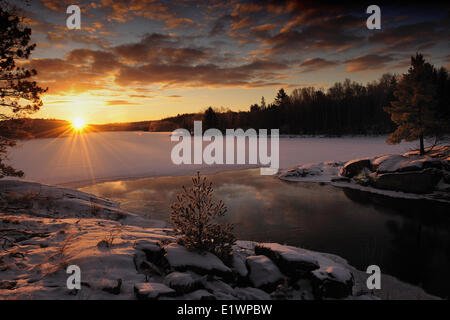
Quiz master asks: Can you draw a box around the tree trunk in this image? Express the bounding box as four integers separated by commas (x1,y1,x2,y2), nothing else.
419,134,425,155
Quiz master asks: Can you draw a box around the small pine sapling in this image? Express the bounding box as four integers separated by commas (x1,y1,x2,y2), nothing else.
170,172,236,260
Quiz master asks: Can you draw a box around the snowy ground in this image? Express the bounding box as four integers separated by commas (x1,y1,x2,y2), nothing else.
7,132,417,186
0,180,438,300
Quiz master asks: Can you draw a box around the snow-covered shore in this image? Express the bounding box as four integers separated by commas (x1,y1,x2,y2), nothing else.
0,180,439,300
279,146,450,203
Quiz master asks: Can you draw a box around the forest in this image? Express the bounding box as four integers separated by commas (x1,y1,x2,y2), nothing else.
151,69,450,137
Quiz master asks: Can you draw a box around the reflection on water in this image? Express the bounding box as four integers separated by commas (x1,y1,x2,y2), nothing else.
80,169,450,298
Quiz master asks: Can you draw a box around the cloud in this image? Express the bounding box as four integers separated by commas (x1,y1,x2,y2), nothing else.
115,59,289,88
106,100,138,106
299,58,338,72
345,54,394,72
369,20,449,52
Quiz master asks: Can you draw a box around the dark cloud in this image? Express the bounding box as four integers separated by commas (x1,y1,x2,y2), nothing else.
115,59,289,88
369,21,448,52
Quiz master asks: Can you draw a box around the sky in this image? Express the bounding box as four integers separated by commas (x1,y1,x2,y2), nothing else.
10,0,450,124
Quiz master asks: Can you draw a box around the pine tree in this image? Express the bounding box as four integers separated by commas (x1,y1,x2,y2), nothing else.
170,172,236,260
384,54,438,155
274,88,289,107
0,3,46,177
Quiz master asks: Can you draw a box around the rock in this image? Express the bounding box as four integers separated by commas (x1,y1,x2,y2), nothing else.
163,243,232,280
234,287,271,300
164,272,204,294
230,251,249,284
373,154,443,173
203,280,236,298
140,260,163,276
311,266,354,299
340,158,372,178
134,282,176,300
181,289,216,300
135,240,165,264
102,279,122,295
246,255,284,292
255,243,320,279
373,168,442,194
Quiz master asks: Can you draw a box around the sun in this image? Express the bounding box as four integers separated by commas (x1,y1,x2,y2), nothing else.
72,117,86,131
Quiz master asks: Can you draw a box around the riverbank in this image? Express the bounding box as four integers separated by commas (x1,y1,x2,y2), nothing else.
0,179,439,300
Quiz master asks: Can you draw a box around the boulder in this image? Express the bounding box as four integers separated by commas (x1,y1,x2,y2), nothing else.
101,279,122,295
255,243,319,279
234,287,271,300
134,282,176,300
164,271,204,294
230,251,249,285
373,168,442,194
340,159,372,178
163,243,232,280
311,266,354,299
246,255,284,292
373,154,443,173
181,289,216,300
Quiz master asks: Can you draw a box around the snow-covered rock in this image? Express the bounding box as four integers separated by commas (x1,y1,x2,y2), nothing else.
374,168,442,194
311,266,354,299
134,282,176,300
234,287,271,300
255,243,320,278
163,243,232,279
280,162,342,182
164,271,204,293
230,251,248,283
246,255,284,292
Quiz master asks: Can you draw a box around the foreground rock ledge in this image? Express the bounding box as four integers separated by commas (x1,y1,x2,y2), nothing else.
0,179,439,300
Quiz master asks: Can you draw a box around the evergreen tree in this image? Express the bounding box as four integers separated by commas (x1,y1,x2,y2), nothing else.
384,54,438,155
274,88,289,107
0,3,46,178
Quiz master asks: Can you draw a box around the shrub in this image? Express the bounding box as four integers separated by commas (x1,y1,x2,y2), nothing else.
170,172,236,260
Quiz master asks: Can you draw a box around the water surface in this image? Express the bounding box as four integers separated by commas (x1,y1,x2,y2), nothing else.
80,169,450,298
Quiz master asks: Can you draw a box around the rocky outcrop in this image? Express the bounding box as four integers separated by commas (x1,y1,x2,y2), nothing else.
374,168,442,194
337,146,450,195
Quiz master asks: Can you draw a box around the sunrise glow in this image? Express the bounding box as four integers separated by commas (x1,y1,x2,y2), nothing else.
72,117,86,131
